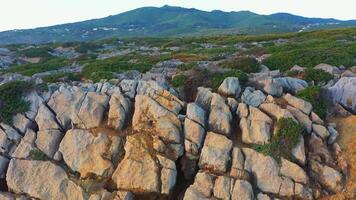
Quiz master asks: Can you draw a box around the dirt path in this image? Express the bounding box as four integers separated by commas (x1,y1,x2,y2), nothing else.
322,116,356,200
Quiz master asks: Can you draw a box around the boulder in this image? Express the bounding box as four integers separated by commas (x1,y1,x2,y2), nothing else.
157,155,177,195
236,103,249,118
327,126,339,145
315,63,341,75
218,77,241,98
199,132,232,173
294,183,313,200
311,112,324,124
73,92,110,129
259,103,295,120
291,136,306,165
257,77,283,97
12,129,36,159
227,97,238,112
208,94,232,136
183,186,210,200
112,135,160,193
280,158,308,184
279,177,295,197
243,148,282,194
191,172,214,197
195,87,213,110
0,155,9,178
184,118,205,157
231,180,254,200
284,93,312,115
213,176,231,200
59,129,122,178
133,95,182,145
287,105,312,133
35,129,63,158
186,103,206,127
107,93,131,130
257,193,271,200
312,124,330,140
6,159,85,200
328,77,356,113
240,118,271,144
241,87,266,107
119,79,138,99
274,77,308,94
12,114,33,134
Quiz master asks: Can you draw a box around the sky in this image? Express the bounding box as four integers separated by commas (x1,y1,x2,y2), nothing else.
1,0,356,31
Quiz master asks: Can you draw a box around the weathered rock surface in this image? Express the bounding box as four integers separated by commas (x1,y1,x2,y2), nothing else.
328,77,356,113
59,129,123,178
208,93,232,135
218,77,241,98
6,159,85,200
199,132,232,173
241,87,266,107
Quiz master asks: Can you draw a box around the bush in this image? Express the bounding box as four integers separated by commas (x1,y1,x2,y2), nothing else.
29,149,49,161
286,70,303,77
43,72,81,83
6,58,70,76
89,71,115,83
220,57,260,73
0,81,32,124
211,70,248,90
171,74,188,88
304,68,333,84
18,47,52,58
253,118,304,161
297,86,327,119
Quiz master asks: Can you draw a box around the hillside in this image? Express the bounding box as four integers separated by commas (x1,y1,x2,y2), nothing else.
1,5,356,45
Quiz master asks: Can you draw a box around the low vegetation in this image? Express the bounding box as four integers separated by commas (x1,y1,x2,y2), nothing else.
297,86,327,119
0,81,32,124
304,68,334,84
6,58,70,76
43,72,82,83
29,149,49,161
171,74,188,88
253,118,304,161
220,57,260,73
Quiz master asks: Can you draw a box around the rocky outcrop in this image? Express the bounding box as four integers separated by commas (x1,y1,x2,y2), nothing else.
0,78,347,200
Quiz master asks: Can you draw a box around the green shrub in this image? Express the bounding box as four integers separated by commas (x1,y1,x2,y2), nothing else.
220,57,260,73
171,75,188,88
304,68,333,84
89,71,115,83
211,70,248,90
0,81,32,124
43,72,81,83
29,149,49,161
297,86,327,119
286,70,303,77
253,118,304,161
6,58,70,76
178,62,197,71
18,47,52,58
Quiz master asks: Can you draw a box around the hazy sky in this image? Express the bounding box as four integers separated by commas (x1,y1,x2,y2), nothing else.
1,0,356,31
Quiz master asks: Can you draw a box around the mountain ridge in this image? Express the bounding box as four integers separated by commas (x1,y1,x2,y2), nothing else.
1,5,356,45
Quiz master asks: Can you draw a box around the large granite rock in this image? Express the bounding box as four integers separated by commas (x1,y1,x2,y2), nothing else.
284,93,313,115
59,129,123,178
328,77,356,113
241,87,266,107
274,77,308,94
218,77,241,98
6,159,85,200
208,94,232,136
199,132,232,173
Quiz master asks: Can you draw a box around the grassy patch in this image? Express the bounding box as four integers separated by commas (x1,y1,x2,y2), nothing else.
297,86,327,119
29,149,49,161
253,118,304,161
18,46,53,58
